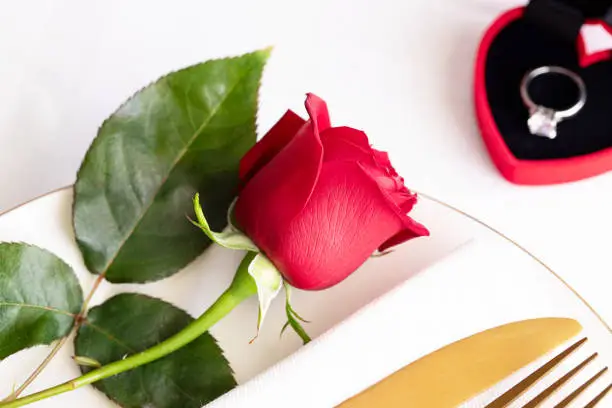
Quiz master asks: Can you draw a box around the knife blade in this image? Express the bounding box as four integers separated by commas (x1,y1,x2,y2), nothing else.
338,318,582,407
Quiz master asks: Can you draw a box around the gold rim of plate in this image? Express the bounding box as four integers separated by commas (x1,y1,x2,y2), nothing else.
1,185,610,334
414,190,611,334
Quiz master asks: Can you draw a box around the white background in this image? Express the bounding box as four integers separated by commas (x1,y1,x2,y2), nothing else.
0,0,611,326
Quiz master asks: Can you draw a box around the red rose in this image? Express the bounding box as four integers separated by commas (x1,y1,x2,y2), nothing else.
235,94,429,290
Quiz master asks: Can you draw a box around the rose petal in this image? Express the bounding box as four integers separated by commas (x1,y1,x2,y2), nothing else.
305,93,331,132
320,128,418,214
235,119,323,246
371,150,395,174
265,161,407,290
399,192,418,213
361,167,417,214
320,127,372,162
239,110,306,183
379,217,430,251
357,162,429,246
327,126,371,148
368,172,417,213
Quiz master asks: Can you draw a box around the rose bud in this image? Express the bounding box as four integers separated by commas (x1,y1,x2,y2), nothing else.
235,94,429,290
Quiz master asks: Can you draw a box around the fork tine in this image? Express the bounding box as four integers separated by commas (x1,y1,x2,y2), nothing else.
555,367,608,407
484,338,587,408
584,383,612,408
523,353,598,407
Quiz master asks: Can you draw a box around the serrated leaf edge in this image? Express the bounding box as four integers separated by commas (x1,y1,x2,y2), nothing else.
73,49,271,282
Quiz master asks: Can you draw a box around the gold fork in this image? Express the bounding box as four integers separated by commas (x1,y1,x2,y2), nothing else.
485,337,611,407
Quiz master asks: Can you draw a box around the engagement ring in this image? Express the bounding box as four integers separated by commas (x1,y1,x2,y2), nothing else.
520,66,586,139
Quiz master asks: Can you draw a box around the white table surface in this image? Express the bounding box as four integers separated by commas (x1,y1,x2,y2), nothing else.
0,0,611,329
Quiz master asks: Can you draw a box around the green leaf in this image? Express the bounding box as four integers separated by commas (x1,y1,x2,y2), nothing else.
0,243,83,360
74,293,236,408
73,49,270,283
191,193,258,251
247,253,283,339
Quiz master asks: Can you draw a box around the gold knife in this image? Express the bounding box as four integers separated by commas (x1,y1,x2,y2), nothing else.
338,318,582,407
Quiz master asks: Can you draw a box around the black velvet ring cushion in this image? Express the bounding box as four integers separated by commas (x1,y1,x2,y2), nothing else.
485,10,612,161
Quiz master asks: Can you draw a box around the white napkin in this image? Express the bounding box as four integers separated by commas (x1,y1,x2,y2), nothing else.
210,239,611,407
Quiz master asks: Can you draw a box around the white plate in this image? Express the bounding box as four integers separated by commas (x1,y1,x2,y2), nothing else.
0,188,609,407
212,240,612,408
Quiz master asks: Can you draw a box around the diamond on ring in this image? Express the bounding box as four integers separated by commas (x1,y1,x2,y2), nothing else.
527,107,559,139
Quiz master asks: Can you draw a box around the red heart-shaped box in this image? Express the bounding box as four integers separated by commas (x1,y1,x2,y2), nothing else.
475,1,612,184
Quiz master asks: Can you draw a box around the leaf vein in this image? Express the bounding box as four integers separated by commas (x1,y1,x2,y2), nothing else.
83,320,136,353
98,61,256,277
165,377,199,402
0,302,76,318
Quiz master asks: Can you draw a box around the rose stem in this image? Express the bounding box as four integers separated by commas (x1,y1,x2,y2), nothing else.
0,252,258,408
3,273,107,402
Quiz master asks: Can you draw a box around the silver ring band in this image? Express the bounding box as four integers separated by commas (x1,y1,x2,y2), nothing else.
520,66,587,139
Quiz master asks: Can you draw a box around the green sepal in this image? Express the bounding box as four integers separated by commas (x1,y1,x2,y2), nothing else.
192,194,258,252
246,253,283,340
371,249,394,258
280,282,312,344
